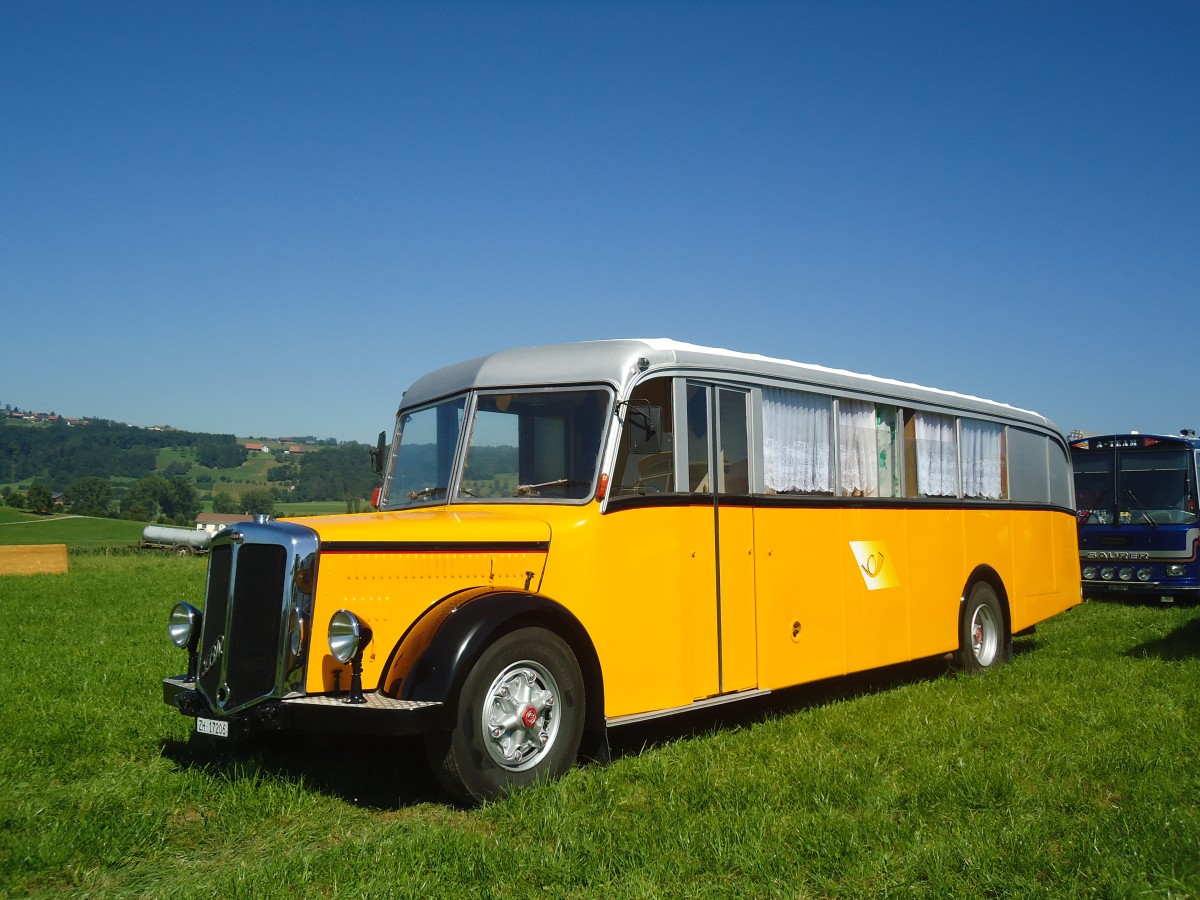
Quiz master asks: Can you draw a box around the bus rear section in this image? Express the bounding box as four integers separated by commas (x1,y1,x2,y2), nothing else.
1070,432,1200,603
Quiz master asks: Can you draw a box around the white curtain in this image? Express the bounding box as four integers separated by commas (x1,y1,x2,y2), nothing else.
763,387,833,493
839,399,878,496
961,420,1004,498
915,411,958,497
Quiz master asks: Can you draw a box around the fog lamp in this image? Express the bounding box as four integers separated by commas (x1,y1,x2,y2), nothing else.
328,609,370,663
168,601,203,682
169,602,202,649
1082,565,1097,580
1137,567,1152,582
1100,566,1115,580
328,609,373,704
1119,567,1133,582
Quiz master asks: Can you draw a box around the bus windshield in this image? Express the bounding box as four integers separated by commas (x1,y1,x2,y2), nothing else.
380,395,467,508
380,387,610,508
1074,448,1197,526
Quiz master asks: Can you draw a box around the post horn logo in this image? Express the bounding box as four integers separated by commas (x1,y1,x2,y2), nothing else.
849,541,899,590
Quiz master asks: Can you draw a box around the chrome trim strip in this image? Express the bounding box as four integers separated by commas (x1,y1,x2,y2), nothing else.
606,688,772,727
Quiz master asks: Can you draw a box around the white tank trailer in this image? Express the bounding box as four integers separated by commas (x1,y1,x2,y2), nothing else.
140,524,212,556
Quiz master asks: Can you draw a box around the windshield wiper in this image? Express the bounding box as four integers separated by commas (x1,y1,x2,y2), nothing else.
1121,489,1157,527
408,486,447,501
516,478,589,496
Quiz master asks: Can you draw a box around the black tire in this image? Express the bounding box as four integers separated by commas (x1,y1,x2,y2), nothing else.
172,544,194,557
956,580,1010,673
424,626,585,803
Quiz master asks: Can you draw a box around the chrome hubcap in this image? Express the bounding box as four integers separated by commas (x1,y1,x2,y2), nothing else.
971,603,999,665
481,660,560,771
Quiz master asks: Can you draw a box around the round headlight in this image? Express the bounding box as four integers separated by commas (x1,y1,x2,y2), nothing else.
1082,565,1097,580
1137,567,1152,582
289,607,310,657
168,602,202,649
328,609,371,664
1118,567,1133,582
293,560,316,596
1100,566,1115,580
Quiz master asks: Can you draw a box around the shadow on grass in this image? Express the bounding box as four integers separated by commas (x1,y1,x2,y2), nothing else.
1084,592,1198,609
160,641,1038,809
161,732,448,808
608,632,1050,760
1081,594,1200,660
608,652,963,761
1126,614,1200,661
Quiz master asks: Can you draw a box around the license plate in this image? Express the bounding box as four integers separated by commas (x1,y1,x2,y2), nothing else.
196,717,229,738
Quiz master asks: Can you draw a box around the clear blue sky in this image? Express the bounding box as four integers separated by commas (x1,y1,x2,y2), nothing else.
2,2,1197,443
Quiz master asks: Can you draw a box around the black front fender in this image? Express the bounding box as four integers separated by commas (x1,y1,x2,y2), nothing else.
368,587,610,762
388,589,584,699
380,587,603,739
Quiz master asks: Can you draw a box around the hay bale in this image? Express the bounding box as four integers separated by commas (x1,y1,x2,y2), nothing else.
0,544,69,575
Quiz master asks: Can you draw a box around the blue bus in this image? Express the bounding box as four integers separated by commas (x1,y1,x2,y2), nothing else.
1070,431,1200,603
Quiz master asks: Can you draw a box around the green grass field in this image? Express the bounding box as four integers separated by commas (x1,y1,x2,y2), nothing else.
275,500,355,517
0,555,1196,897
0,507,145,548
0,505,362,555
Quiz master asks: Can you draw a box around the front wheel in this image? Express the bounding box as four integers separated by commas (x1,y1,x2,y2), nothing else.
956,581,1010,673
424,627,585,803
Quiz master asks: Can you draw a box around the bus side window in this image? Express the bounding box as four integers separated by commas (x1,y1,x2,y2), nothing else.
761,387,833,494
613,378,675,495
686,384,711,493
838,399,900,497
1008,427,1051,503
717,388,750,494
961,418,1006,500
905,410,958,498
1048,439,1072,508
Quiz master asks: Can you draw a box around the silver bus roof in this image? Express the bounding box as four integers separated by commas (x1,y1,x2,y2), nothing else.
399,338,1056,431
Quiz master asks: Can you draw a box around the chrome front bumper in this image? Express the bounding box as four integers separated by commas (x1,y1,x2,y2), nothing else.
163,676,446,740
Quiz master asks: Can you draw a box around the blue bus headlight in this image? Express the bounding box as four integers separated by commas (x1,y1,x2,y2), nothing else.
1118,567,1133,582
1167,564,1186,577
1100,566,1115,580
1082,565,1097,580
1137,567,1152,582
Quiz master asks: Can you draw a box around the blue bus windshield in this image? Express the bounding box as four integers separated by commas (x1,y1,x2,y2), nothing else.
1074,447,1197,526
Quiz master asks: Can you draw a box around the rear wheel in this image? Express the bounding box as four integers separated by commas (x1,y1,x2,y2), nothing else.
425,627,584,803
957,581,1009,673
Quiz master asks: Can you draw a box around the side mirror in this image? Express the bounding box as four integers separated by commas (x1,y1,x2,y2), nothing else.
370,430,387,474
627,402,662,454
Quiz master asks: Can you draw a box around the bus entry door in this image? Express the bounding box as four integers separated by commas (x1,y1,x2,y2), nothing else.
684,382,757,695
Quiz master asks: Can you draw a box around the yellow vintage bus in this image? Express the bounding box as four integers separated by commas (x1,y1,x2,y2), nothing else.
164,339,1080,801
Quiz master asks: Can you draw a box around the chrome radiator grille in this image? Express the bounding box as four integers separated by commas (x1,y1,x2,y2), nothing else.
197,540,289,713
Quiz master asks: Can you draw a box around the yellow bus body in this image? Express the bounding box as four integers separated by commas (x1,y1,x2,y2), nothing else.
300,499,1078,718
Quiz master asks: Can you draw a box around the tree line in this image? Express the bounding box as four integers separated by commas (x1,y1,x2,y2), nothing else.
0,417,246,483
2,418,379,522
10,473,206,523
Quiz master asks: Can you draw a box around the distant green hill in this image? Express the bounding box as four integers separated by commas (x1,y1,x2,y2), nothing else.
1,417,378,507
